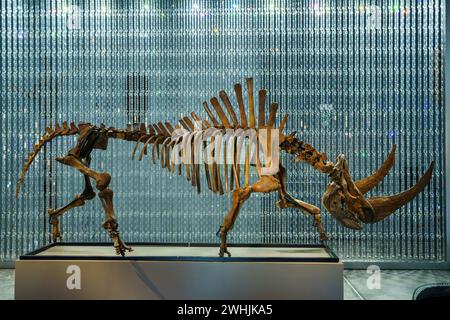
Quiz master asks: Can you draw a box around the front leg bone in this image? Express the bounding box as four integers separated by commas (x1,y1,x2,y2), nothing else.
219,227,231,258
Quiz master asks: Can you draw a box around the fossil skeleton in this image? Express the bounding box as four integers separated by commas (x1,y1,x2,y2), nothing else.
16,78,434,257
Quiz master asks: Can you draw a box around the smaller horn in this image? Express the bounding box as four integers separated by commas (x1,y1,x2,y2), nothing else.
365,161,435,223
355,144,396,194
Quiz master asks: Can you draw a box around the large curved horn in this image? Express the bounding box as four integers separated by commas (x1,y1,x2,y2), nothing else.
355,144,397,194
364,161,435,223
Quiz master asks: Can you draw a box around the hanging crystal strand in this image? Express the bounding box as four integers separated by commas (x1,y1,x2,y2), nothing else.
365,0,372,260
144,2,149,244
342,0,348,253
423,0,430,261
349,0,355,259
138,3,143,242
273,0,278,244
397,0,406,260
300,1,306,245
15,0,22,253
404,3,412,259
420,0,428,259
307,0,313,246
142,1,148,244
410,0,418,260
66,0,72,241
6,2,11,256
372,0,380,260
436,0,445,261
107,0,114,243
429,0,434,260
10,0,16,256
135,0,140,242
424,0,432,261
6,0,11,259
18,0,25,257
351,0,358,258
378,1,385,259
8,0,14,259
314,1,319,245
412,3,421,259
161,0,166,243
382,1,389,259
284,0,290,245
298,0,304,245
432,0,441,261
285,0,292,241
15,0,23,254
360,0,367,260
268,0,274,245
145,2,152,243
395,3,408,259
87,1,95,242
394,0,403,260
424,0,431,261
59,1,66,241
397,0,404,260
29,0,36,249
400,0,406,259
423,0,430,260
20,0,28,251
14,0,21,256
159,1,164,243
437,0,444,261
378,0,385,260
278,0,284,245
386,1,394,259
0,0,4,262
402,0,409,260
127,1,133,242
368,3,374,259
369,0,376,260
320,0,326,247
362,0,368,259
370,0,377,259
150,2,156,243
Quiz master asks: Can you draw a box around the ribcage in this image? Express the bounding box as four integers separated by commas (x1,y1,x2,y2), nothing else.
131,78,288,194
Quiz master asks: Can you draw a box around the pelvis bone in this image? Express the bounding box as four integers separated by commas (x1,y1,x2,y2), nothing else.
322,145,435,229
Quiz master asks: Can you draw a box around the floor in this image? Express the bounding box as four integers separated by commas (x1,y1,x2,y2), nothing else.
1,269,450,300
0,270,14,300
343,269,450,300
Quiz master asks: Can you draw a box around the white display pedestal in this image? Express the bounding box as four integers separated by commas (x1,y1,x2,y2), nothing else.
15,243,343,300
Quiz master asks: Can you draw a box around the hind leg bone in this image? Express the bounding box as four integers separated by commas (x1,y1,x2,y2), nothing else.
55,154,131,255
48,156,96,242
48,173,96,242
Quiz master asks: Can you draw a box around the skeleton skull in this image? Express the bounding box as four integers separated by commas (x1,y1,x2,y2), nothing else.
322,154,376,229
322,146,434,230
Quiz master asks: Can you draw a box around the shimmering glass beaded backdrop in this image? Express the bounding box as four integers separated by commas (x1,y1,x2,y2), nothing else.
0,0,445,263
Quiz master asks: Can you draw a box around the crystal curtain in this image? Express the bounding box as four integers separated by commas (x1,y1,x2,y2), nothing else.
0,0,445,263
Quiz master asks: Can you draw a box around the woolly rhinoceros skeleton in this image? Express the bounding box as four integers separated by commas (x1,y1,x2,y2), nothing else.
16,78,434,257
